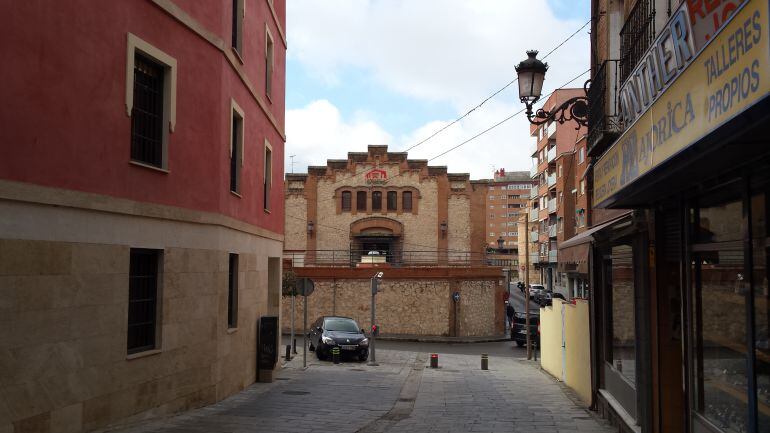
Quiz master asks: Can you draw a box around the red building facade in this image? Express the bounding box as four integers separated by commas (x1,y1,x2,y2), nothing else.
0,1,285,431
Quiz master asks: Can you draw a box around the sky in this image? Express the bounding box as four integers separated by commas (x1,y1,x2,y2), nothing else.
285,0,591,179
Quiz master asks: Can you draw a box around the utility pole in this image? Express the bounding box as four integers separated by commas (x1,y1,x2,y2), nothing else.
303,289,307,368
369,272,383,366
291,293,296,354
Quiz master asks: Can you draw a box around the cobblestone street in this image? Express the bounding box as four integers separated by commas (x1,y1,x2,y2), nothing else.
105,344,613,433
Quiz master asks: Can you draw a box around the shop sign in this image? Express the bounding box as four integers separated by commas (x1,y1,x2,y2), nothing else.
365,168,388,185
594,0,770,207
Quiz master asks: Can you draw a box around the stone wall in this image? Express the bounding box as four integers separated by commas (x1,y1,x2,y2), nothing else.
0,199,283,433
281,275,504,338
447,195,471,253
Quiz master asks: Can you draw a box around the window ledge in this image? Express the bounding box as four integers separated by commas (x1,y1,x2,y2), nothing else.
227,327,238,334
231,47,244,64
126,349,161,360
263,208,271,214
230,190,242,198
129,160,169,174
265,92,272,104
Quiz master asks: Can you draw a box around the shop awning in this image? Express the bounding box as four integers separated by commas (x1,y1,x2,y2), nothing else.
559,212,633,249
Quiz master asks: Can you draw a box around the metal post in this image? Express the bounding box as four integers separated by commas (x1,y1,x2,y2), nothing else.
291,294,296,354
525,213,532,360
369,277,377,365
303,292,307,369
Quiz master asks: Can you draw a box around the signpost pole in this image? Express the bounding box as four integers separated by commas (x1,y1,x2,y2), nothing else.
302,289,308,369
368,272,382,366
291,294,296,354
525,215,532,360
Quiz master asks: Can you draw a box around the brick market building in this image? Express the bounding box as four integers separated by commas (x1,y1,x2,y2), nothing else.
283,145,506,338
0,1,286,431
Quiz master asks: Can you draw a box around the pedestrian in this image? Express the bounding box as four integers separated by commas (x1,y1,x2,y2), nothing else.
506,301,515,334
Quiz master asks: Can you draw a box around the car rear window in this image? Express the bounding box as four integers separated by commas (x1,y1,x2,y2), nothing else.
324,318,359,332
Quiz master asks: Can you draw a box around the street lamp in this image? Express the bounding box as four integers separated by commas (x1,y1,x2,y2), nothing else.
369,271,383,366
515,50,588,128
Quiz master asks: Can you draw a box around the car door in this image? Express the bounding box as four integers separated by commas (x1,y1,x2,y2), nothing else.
309,317,322,346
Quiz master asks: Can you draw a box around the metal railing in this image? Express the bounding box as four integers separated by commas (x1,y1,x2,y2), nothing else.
587,59,622,154
284,250,501,268
619,0,655,83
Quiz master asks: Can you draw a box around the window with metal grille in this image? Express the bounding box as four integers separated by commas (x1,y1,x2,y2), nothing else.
619,0,655,83
228,253,238,328
231,0,243,53
372,191,382,211
231,113,242,193
341,191,352,211
264,145,272,210
265,29,274,98
402,191,413,211
356,191,367,211
387,191,397,211
128,249,161,354
131,53,164,167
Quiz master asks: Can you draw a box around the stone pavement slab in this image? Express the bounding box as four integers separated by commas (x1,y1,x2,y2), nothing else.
102,347,613,433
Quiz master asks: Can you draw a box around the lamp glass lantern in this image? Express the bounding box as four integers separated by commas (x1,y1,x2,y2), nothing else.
497,236,505,250
515,50,548,104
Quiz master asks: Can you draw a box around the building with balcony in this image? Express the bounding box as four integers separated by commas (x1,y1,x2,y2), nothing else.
576,1,770,432
525,88,587,294
0,1,286,431
283,145,505,339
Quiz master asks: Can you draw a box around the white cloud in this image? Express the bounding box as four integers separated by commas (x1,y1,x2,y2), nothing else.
286,0,589,178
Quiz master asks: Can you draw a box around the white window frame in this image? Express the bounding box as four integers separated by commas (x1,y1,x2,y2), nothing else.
125,33,177,170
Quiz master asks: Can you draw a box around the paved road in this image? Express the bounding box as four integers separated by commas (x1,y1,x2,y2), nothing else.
107,341,612,433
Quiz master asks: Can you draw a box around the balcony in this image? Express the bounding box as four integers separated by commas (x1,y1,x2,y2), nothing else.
529,253,539,265
548,225,557,237
620,0,655,84
530,164,538,178
547,173,556,187
529,208,539,221
587,59,622,156
548,250,558,263
548,200,556,213
530,231,538,242
547,146,556,163
530,139,538,157
530,185,539,198
546,121,557,139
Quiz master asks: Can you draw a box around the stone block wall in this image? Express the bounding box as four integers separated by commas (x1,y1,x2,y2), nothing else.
281,276,503,338
0,234,281,433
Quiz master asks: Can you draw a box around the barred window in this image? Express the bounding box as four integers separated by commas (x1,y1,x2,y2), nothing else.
357,191,367,211
387,191,397,211
402,191,413,211
128,249,161,354
341,191,352,211
372,191,382,211
131,54,164,167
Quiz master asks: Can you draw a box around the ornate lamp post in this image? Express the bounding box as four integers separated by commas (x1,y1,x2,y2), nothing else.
515,50,588,128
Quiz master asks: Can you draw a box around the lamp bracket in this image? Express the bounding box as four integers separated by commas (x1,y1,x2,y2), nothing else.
523,80,590,130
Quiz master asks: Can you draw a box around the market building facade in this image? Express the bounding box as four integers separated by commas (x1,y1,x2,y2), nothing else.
283,145,506,338
585,0,770,431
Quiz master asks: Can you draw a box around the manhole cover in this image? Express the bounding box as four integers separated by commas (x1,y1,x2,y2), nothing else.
282,391,310,395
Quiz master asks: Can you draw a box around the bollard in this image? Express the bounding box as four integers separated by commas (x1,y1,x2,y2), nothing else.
332,347,341,364
293,338,297,354
430,353,439,368
285,344,291,361
481,353,488,370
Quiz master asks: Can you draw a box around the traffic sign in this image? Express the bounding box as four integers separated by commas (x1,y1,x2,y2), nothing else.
299,278,314,296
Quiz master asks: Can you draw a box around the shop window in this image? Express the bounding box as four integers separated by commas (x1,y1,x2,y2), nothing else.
403,191,413,211
341,191,352,211
227,253,238,329
356,191,367,211
387,191,397,211
692,198,748,431
608,243,636,384
128,248,162,354
372,191,382,211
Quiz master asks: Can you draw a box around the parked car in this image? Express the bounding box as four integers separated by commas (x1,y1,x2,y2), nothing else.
308,316,369,362
528,284,545,299
542,292,566,306
510,310,540,347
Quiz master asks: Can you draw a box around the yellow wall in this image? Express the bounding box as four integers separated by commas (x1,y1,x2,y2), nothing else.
539,300,563,380
539,299,592,405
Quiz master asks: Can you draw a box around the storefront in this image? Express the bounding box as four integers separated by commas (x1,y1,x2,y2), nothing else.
590,1,770,431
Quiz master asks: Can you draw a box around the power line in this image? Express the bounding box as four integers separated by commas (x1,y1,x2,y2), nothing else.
285,68,590,218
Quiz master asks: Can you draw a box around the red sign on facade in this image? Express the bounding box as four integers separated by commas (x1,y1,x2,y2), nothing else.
365,168,388,184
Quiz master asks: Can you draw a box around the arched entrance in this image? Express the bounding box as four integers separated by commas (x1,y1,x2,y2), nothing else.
349,217,403,264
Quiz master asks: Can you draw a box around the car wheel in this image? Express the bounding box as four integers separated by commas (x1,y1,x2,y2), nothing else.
359,353,368,362
516,341,525,347
316,348,325,360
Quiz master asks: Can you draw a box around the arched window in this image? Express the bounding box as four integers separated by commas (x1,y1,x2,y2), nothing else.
356,191,367,211
402,191,413,211
387,191,397,211
372,191,382,211
341,191,352,211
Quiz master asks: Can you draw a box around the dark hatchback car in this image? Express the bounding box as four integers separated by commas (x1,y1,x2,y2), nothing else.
511,311,540,347
308,316,369,361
